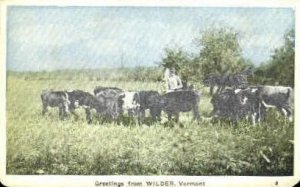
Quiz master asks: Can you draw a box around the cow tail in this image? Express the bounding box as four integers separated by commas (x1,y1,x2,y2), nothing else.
287,87,294,108
286,87,290,98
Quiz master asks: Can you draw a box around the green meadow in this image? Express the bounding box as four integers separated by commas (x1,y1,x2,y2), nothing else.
6,71,293,175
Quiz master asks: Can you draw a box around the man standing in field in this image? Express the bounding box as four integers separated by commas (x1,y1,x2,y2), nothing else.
164,67,183,92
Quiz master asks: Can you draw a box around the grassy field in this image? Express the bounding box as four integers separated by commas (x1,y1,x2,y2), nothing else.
6,73,294,175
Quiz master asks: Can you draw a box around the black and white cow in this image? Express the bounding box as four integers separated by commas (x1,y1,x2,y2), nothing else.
41,90,70,120
234,88,266,124
256,85,293,122
67,90,107,123
120,91,141,118
159,90,201,122
211,88,265,125
95,89,162,123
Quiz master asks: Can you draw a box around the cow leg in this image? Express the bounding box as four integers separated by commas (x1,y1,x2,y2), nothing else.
58,106,64,120
287,108,293,122
174,113,179,123
139,109,145,124
281,107,293,122
167,113,172,121
42,104,48,115
216,85,223,94
61,99,70,119
284,107,293,122
150,108,161,122
232,113,239,126
216,86,220,94
137,110,142,126
219,85,225,93
251,113,256,126
259,105,266,122
70,109,79,121
156,110,162,122
95,110,105,124
127,109,137,125
150,109,155,122
85,109,92,124
210,86,214,95
193,105,200,121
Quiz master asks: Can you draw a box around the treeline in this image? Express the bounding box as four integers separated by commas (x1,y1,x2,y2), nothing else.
251,29,295,87
160,27,295,87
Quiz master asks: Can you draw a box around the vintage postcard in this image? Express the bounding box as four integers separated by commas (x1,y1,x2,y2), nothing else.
0,0,299,187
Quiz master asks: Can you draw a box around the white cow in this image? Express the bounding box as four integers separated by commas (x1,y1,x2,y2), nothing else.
258,85,293,122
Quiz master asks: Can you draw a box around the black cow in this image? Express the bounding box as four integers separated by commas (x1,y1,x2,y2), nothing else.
67,90,106,124
94,89,162,124
41,90,70,120
137,90,162,122
93,87,124,121
203,68,253,95
94,86,123,97
211,88,265,125
159,90,200,122
97,93,125,121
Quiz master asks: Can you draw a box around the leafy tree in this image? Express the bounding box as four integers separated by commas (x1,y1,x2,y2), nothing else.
160,47,194,81
160,47,188,70
159,27,253,84
254,29,295,87
195,27,250,77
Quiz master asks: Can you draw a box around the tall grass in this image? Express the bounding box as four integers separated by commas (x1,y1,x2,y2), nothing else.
7,67,163,82
6,73,293,175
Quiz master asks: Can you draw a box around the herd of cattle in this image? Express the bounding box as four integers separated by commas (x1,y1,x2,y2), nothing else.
41,86,200,124
41,82,293,125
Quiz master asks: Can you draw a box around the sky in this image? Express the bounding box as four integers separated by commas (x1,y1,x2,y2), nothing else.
7,6,294,71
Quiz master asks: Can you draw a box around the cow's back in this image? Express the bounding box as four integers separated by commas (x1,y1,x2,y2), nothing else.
138,91,160,109
41,90,69,107
162,90,200,112
259,85,293,107
94,86,123,97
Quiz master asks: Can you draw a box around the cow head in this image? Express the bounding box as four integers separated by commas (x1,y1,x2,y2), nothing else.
211,91,233,118
211,89,238,118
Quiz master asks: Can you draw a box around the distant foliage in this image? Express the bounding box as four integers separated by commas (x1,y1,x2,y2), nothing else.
159,27,294,88
252,29,295,87
8,67,163,83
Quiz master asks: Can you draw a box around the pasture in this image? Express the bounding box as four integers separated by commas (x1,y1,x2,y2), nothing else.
6,72,293,175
